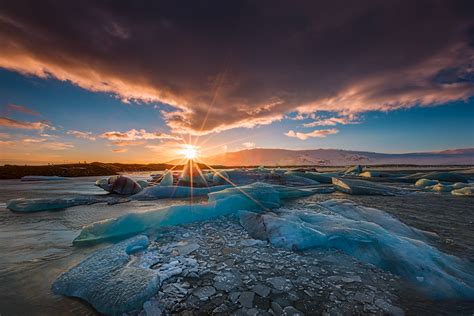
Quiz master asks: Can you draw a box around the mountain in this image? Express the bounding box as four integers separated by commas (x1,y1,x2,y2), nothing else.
200,148,474,166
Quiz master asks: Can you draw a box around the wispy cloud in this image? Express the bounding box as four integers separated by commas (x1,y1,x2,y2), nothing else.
303,115,359,127
22,138,47,143
100,129,180,141
4,104,40,116
0,116,54,131
42,142,74,150
112,148,128,153
285,128,339,140
67,130,96,141
0,140,14,146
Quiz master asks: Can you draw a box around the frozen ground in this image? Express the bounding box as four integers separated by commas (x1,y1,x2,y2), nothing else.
0,170,474,315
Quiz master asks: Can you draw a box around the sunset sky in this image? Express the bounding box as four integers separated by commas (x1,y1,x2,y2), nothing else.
1,1,473,164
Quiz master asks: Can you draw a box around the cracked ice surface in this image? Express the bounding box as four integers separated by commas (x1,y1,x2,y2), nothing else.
239,199,474,299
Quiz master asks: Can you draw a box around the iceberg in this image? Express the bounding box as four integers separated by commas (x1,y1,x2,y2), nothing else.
7,196,105,212
158,170,174,186
415,178,439,187
431,183,454,192
404,172,469,183
53,236,160,315
95,175,142,195
344,165,363,175
332,177,397,195
239,199,474,299
451,186,474,196
212,170,229,185
21,175,69,181
74,183,317,245
131,184,231,200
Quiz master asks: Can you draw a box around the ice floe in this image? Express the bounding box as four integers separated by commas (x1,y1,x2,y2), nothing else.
332,177,397,195
73,183,319,245
131,184,231,200
415,179,439,187
21,175,69,181
239,199,474,299
451,186,474,196
53,236,160,315
6,196,105,212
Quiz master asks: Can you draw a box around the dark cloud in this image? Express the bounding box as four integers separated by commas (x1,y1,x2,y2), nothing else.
0,0,473,134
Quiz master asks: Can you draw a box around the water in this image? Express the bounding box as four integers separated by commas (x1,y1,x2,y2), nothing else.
0,175,192,315
1,175,473,314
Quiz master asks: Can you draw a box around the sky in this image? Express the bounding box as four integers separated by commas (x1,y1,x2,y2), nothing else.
0,0,473,164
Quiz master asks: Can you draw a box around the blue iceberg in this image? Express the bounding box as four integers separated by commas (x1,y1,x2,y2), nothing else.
73,183,318,245
239,199,474,299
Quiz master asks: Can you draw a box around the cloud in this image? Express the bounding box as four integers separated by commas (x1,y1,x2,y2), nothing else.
4,104,40,116
0,1,473,135
112,148,128,153
22,138,47,143
100,129,180,141
285,128,339,140
242,142,256,148
42,142,74,150
0,140,14,146
67,130,96,141
303,115,359,127
0,116,54,130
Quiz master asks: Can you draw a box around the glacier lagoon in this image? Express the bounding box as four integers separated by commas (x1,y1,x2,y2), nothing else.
1,168,474,315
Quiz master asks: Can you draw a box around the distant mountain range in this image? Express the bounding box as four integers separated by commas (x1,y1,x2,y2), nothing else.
198,148,474,166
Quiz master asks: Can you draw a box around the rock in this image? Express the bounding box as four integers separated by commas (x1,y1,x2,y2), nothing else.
214,271,242,292
241,239,267,247
193,286,216,301
238,291,255,308
176,242,200,255
283,306,305,316
246,308,259,316
353,292,374,304
229,291,241,303
267,276,293,291
375,299,405,316
271,301,285,315
213,303,229,313
252,283,271,298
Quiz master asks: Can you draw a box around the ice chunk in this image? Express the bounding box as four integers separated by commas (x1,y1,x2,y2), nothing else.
159,170,174,186
332,177,397,195
178,160,207,187
284,171,322,183
344,165,363,175
212,170,229,185
95,175,142,195
21,175,69,181
451,186,474,196
7,196,104,212
431,183,454,192
137,180,149,188
52,235,160,315
239,200,474,299
131,185,231,200
423,172,469,183
405,172,469,183
359,171,396,178
74,183,316,245
415,179,439,187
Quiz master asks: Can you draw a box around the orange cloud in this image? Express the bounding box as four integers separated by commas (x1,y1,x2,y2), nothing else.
0,116,54,130
67,130,96,141
100,129,180,141
4,104,40,116
0,2,472,135
285,128,339,140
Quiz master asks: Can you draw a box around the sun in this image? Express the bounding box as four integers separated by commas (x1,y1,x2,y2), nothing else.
181,145,199,159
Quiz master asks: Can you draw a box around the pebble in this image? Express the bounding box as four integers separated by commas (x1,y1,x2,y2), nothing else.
193,286,216,301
